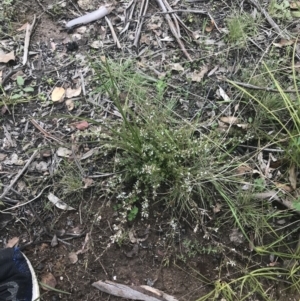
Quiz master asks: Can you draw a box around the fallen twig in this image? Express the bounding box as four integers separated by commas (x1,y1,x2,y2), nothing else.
121,0,137,34
156,9,220,33
133,0,149,48
30,119,63,144
1,185,51,213
224,78,298,93
162,0,181,37
0,150,39,201
36,0,55,17
23,14,36,65
105,17,122,49
155,0,192,61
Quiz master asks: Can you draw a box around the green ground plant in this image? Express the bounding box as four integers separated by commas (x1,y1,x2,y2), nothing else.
225,12,260,44
91,58,246,223
216,45,300,300
268,0,292,21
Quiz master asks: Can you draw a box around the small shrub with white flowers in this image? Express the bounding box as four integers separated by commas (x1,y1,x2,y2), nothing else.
95,59,244,223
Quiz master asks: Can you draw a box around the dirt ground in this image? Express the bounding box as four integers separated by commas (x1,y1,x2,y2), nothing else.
1,0,300,300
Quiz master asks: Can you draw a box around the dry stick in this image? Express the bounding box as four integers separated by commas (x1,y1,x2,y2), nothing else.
36,0,55,17
162,0,181,37
0,150,39,201
247,0,290,39
155,0,192,61
23,14,36,65
133,0,149,48
120,0,137,34
223,78,298,93
30,119,62,144
1,185,51,213
157,9,221,33
105,16,121,49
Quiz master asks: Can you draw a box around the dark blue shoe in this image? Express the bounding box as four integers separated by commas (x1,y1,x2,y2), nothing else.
0,247,39,301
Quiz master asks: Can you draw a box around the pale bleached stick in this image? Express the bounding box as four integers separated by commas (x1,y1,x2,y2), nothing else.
23,14,36,65
105,17,121,49
66,5,114,28
92,280,178,301
155,0,192,61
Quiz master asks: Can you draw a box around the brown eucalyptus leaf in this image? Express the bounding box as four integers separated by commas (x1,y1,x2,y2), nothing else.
41,273,57,291
51,87,65,102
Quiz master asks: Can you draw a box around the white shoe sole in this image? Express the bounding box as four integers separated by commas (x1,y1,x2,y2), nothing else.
21,252,40,301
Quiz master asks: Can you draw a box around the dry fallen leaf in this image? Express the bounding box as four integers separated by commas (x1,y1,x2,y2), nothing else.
51,234,58,247
41,273,57,291
48,193,76,210
51,87,65,102
289,163,297,190
218,86,230,101
76,232,90,254
129,229,137,243
82,177,94,188
236,164,253,175
0,153,7,161
77,0,92,10
273,39,295,48
254,190,280,201
171,63,184,72
90,40,103,49
66,86,81,98
290,2,300,9
56,147,72,158
0,51,15,63
229,228,244,245
10,153,24,166
213,203,222,213
274,182,293,192
68,252,78,264
65,99,75,111
191,66,209,82
40,243,49,252
219,116,239,124
6,237,19,248
75,121,89,131
205,20,215,32
236,123,249,129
